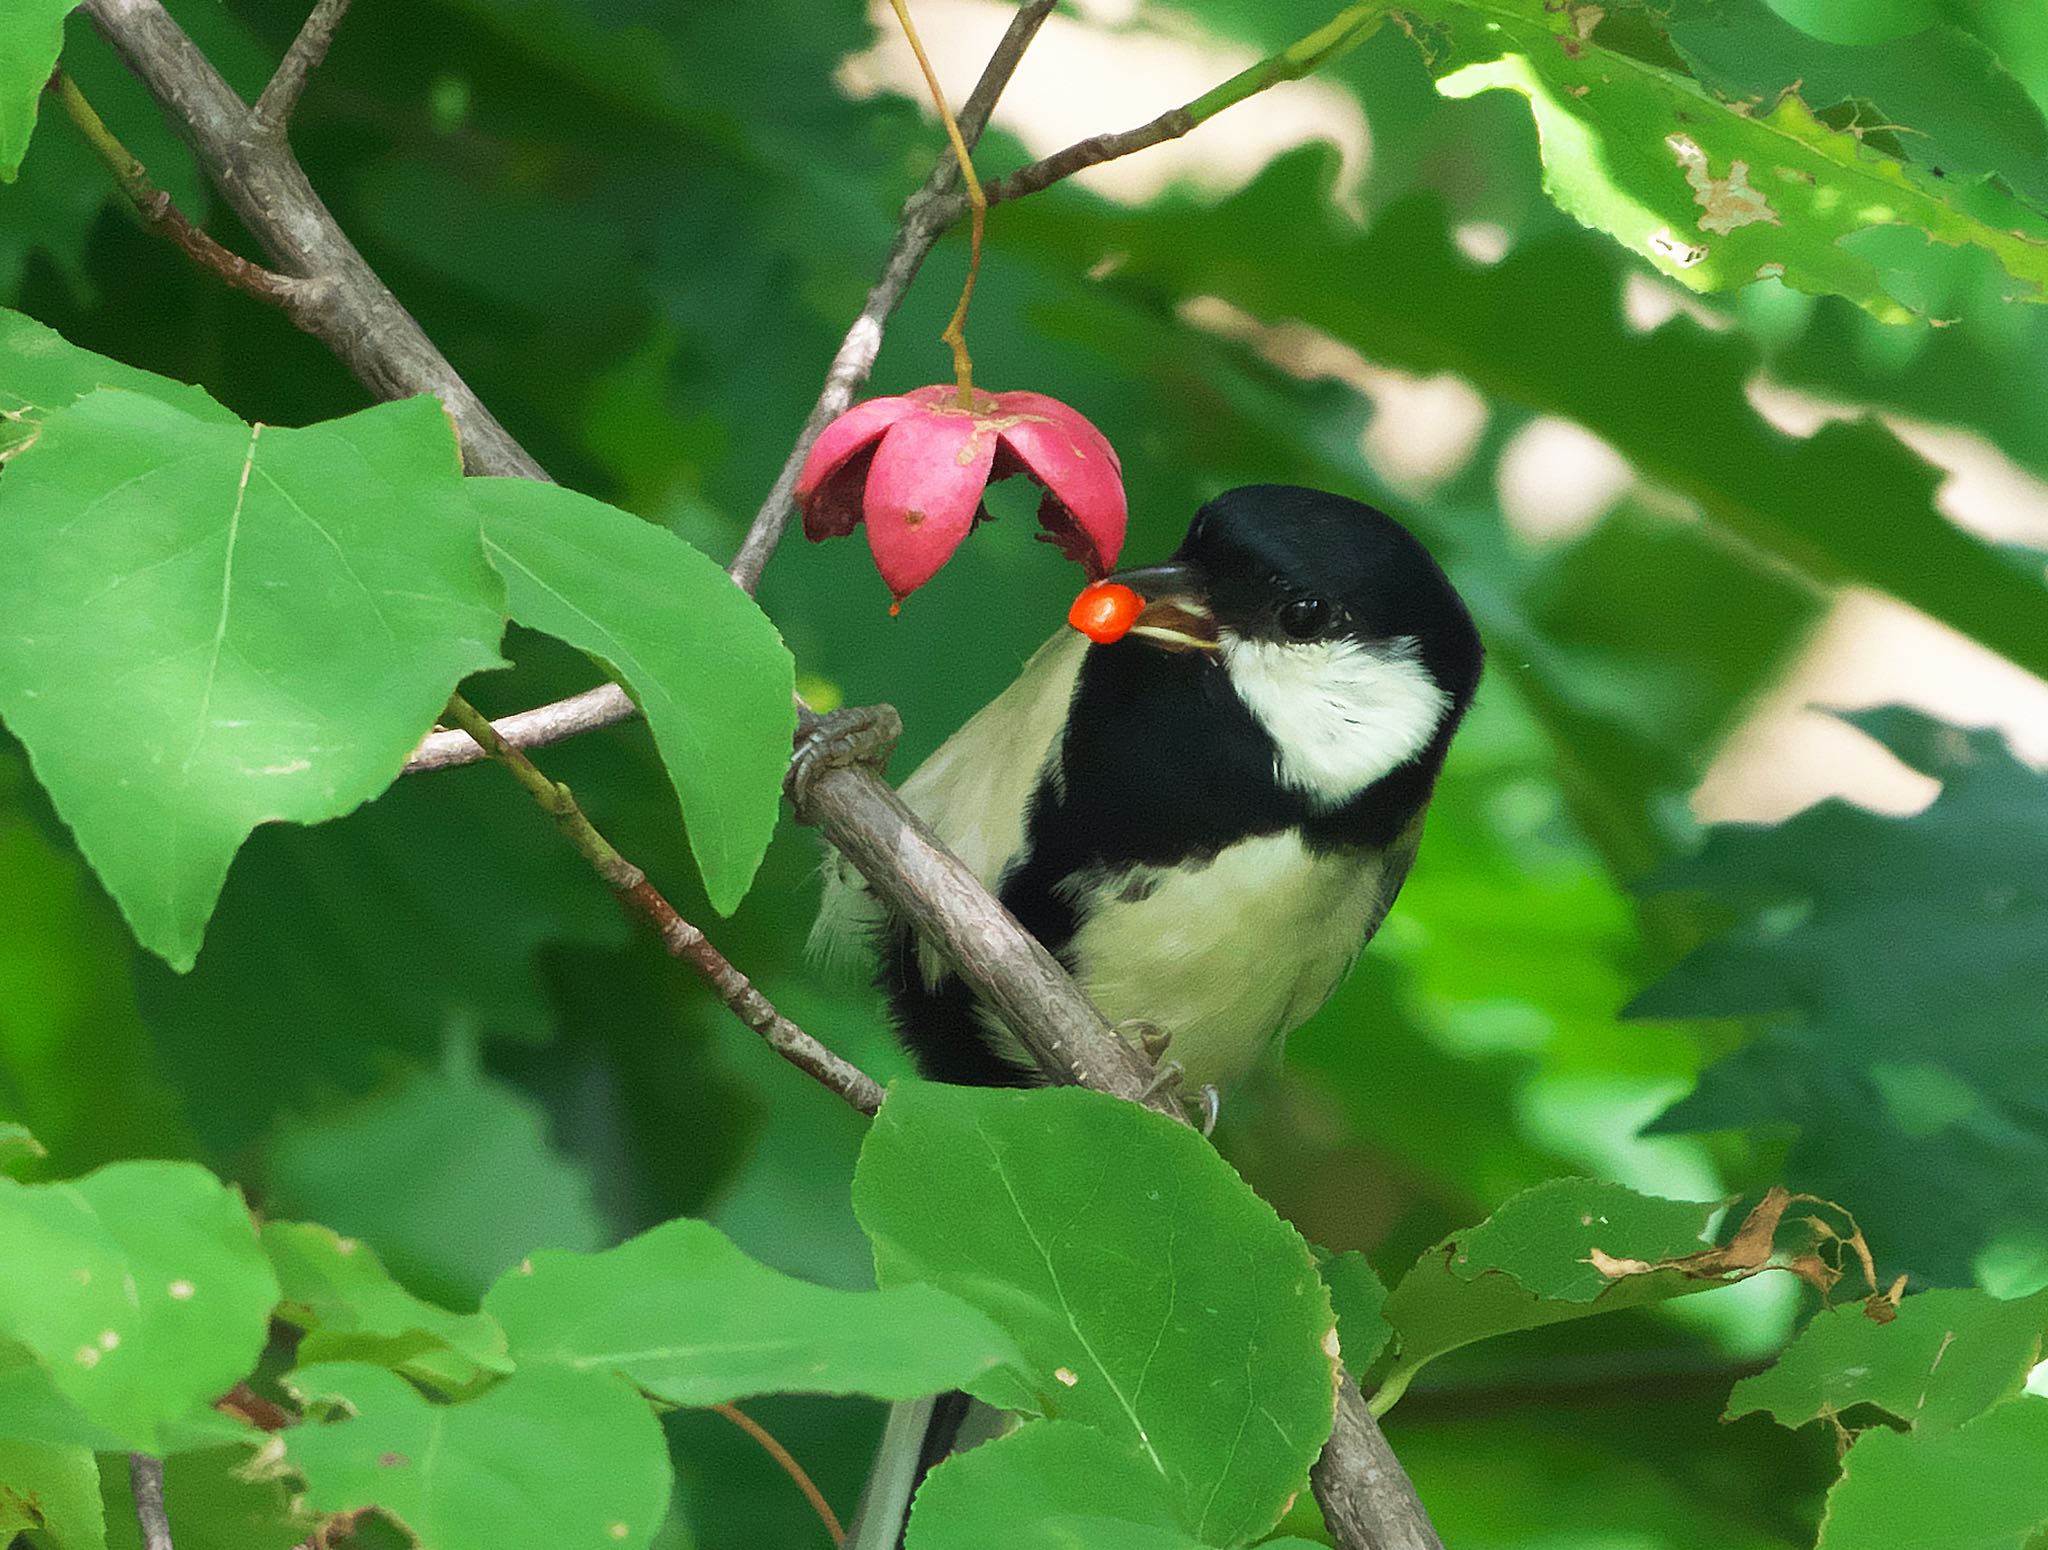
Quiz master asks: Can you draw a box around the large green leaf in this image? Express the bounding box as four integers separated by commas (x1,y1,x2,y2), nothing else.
907,1420,1324,1550
1639,710,2048,1282
1010,165,2048,689
0,2,76,181
470,477,795,915
261,1059,608,1309
486,1216,1017,1405
0,1440,102,1550
0,390,506,969
853,1084,1338,1549
0,1161,276,1453
281,1362,671,1550
263,1221,512,1394
1375,1178,1738,1408
1729,1288,2048,1436
1815,1396,2048,1550
1394,0,2048,319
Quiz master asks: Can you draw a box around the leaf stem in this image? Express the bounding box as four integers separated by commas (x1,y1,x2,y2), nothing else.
714,1402,847,1546
887,0,986,406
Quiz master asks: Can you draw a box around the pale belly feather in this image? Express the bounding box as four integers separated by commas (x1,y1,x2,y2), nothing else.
1056,829,1400,1091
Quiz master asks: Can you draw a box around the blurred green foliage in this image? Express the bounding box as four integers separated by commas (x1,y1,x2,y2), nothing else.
3,0,2047,1546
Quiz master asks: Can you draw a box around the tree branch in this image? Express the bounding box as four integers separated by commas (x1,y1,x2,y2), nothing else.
250,0,353,140
129,1454,173,1550
89,1,1444,1539
440,696,887,1117
79,0,546,480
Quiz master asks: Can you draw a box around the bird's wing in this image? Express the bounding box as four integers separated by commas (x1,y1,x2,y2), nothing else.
807,627,1089,977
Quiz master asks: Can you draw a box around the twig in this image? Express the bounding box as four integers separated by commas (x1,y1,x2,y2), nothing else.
714,1403,847,1547
129,1455,173,1550
985,3,1383,205
51,71,315,316
439,696,886,1116
250,0,354,139
80,0,545,479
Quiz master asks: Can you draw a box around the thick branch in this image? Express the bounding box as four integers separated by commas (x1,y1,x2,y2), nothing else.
441,697,886,1116
790,741,1176,1114
1313,1377,1442,1550
129,1455,173,1550
80,0,545,480
250,0,353,139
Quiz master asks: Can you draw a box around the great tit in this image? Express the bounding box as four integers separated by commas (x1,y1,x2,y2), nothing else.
814,483,1482,1092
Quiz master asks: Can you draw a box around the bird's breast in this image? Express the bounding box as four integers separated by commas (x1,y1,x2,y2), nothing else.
1054,830,1397,1091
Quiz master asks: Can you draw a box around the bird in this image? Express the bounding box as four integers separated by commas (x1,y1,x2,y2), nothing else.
811,482,1483,1097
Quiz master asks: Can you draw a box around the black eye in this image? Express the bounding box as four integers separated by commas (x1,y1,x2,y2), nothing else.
1277,595,1328,640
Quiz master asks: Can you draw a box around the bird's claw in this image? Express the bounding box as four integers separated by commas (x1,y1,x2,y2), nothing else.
786,704,904,818
1138,1058,1184,1103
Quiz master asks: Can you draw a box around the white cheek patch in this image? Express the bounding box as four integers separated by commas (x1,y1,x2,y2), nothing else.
1220,631,1449,810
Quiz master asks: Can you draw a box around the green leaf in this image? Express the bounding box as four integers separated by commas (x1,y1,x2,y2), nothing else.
1816,1396,2048,1550
0,2,77,181
0,1161,277,1453
281,1362,671,1550
1312,1248,1392,1373
469,477,795,915
98,1446,307,1550
262,1222,512,1394
853,1084,1338,1549
1376,1178,1729,1407
1640,710,2048,1281
485,1216,1017,1406
0,310,239,459
1653,0,2048,212
0,390,506,969
1729,1287,2048,1435
1396,0,2048,320
0,1441,103,1550
906,1419,1326,1550
261,1059,608,1309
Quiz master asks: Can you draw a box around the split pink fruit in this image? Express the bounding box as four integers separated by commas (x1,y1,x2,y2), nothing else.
794,385,1127,606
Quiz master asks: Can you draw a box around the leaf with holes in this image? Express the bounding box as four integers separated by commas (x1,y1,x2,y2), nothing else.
280,1362,671,1550
1393,0,2048,320
1816,1396,2048,1550
853,1084,1338,1548
469,477,794,915
1730,1287,2048,1437
0,1161,277,1453
0,390,505,969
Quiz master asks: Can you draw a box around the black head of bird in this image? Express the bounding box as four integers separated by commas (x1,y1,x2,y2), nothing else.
814,483,1483,1091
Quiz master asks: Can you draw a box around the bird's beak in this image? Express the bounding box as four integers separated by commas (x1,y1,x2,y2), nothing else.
1106,561,1219,654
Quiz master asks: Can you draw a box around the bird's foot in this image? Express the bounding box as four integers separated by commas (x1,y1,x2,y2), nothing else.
1119,1018,1171,1064
786,703,904,819
1138,1058,1184,1103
